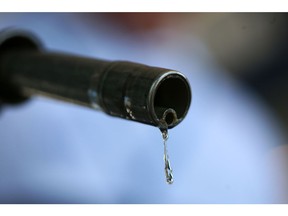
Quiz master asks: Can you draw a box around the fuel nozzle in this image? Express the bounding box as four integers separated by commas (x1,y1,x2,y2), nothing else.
0,29,191,128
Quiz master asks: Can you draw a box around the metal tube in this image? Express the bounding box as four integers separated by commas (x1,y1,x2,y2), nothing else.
0,29,191,128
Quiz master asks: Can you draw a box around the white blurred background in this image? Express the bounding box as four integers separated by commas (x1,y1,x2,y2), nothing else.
0,13,287,203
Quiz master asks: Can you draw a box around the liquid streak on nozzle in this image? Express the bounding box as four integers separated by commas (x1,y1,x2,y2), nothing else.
0,29,191,128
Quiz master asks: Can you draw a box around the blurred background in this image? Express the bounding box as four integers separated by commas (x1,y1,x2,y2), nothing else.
0,13,287,203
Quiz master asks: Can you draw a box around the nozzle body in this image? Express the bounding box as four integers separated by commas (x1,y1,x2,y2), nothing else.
0,29,191,128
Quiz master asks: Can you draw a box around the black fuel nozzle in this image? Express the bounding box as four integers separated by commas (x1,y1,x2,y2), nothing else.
0,29,191,128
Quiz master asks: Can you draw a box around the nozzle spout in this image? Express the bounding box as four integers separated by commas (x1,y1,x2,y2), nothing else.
0,29,191,128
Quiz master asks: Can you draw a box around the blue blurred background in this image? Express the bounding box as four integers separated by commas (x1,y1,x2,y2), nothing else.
0,13,287,203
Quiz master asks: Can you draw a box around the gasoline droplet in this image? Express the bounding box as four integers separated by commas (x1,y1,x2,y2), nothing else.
159,111,175,185
161,128,174,184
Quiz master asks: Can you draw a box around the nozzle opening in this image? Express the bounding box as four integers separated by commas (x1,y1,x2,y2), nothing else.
153,72,191,128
